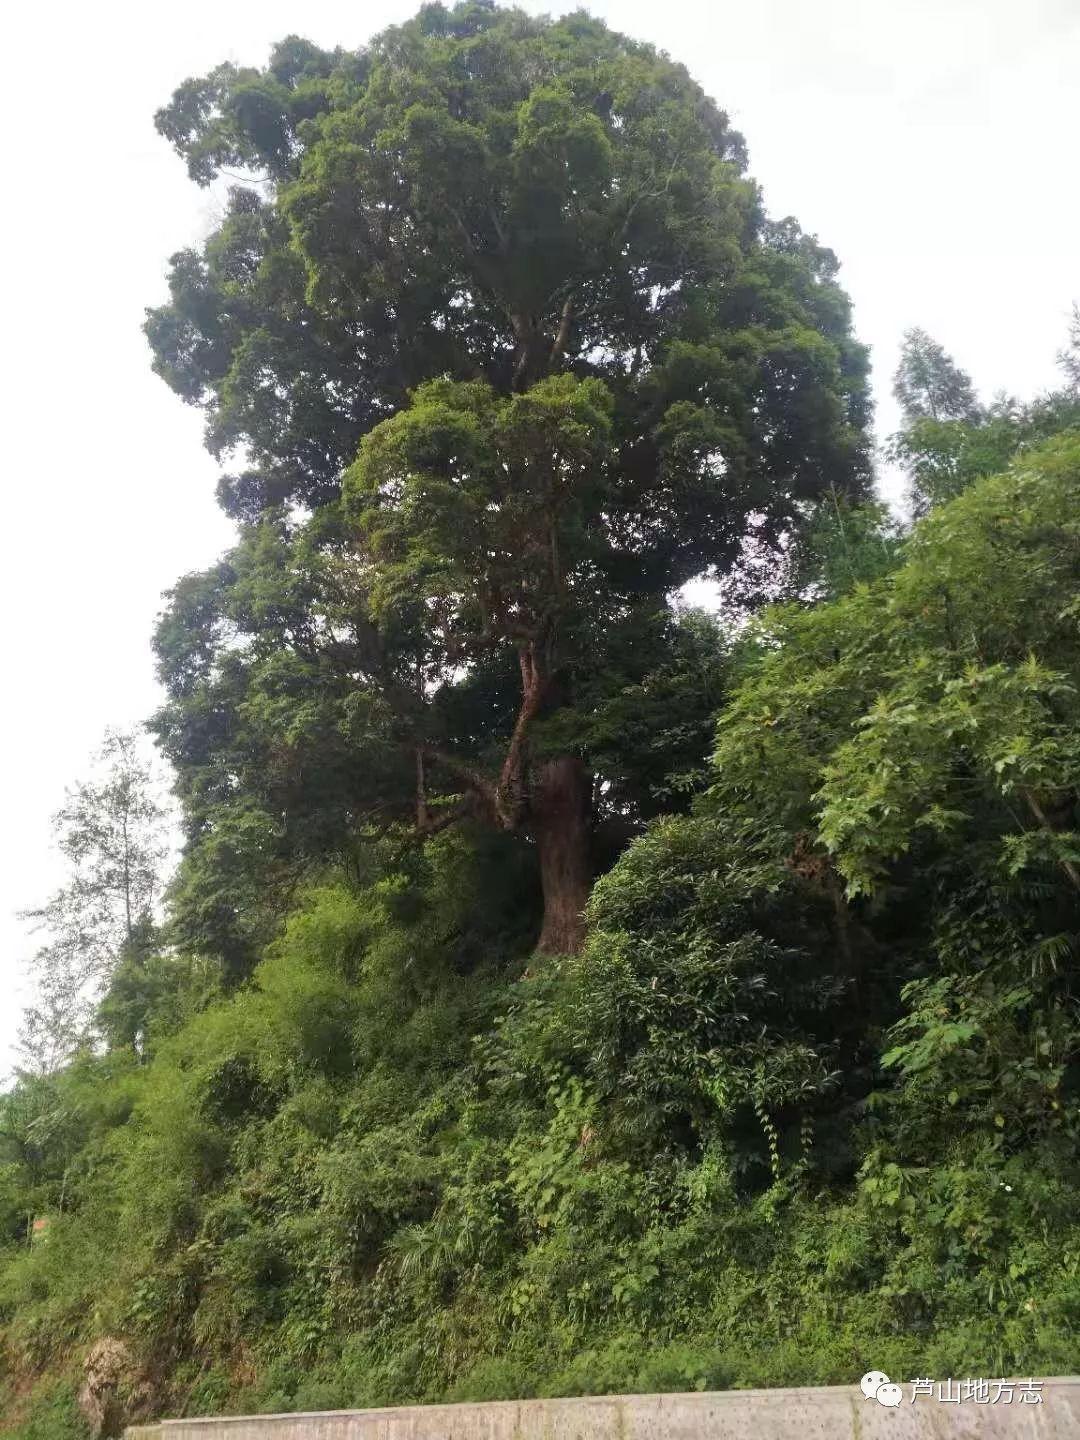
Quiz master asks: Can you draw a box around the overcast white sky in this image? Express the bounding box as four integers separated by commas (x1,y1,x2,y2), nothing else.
1,0,1077,1079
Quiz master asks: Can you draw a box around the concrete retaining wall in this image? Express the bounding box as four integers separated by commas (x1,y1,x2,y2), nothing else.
126,1379,1080,1439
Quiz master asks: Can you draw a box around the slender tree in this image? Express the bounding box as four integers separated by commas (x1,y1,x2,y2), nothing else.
19,732,168,1070
892,327,980,425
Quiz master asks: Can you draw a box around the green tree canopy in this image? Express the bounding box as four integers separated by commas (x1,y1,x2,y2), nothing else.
147,1,871,964
889,319,1080,517
892,327,980,426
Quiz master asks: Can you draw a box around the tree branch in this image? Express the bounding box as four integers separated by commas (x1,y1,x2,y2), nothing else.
1020,787,1080,892
415,798,475,838
419,746,497,804
415,746,429,830
495,641,548,830
511,312,538,392
549,298,574,370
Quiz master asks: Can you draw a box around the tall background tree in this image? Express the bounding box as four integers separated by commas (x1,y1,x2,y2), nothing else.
890,316,1080,517
891,327,980,426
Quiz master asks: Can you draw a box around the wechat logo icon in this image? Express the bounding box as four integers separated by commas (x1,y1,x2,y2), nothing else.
861,1371,902,1407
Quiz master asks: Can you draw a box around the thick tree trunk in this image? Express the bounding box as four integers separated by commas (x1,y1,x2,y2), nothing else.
532,755,592,955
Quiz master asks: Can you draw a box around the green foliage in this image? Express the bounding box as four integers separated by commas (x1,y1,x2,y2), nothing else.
781,494,904,602
7,433,1080,1423
0,1379,92,1440
347,375,616,662
889,321,1080,517
713,435,1080,889
7,4,1080,1423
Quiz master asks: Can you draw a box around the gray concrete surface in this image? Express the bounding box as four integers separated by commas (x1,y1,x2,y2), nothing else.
125,1378,1080,1439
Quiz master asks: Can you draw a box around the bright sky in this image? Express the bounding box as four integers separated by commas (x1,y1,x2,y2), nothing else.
2,0,1077,1080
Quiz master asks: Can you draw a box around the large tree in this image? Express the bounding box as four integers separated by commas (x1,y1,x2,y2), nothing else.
148,1,871,961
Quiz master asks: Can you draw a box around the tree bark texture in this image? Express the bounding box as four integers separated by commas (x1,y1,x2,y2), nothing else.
532,754,592,955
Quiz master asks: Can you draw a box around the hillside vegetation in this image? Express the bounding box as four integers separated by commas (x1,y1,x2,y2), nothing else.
3,4,1079,1434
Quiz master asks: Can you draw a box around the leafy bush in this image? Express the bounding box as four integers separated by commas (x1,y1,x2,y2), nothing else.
0,1380,92,1440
